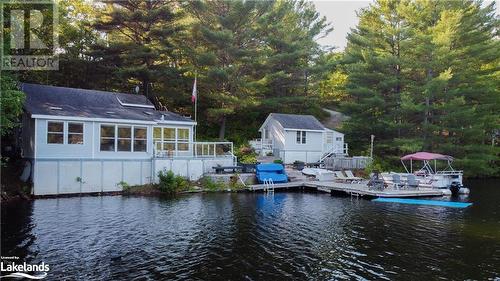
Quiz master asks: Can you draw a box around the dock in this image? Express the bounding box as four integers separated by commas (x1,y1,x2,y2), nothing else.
248,180,446,198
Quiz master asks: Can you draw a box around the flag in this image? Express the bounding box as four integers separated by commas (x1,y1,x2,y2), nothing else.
191,76,197,103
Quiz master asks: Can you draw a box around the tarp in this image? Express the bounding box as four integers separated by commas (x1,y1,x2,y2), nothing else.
400,152,453,161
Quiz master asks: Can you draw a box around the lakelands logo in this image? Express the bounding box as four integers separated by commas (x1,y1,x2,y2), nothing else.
0,258,49,279
0,0,59,70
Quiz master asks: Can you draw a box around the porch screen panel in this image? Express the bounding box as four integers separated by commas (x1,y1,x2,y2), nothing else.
100,125,115,151
117,126,132,151
47,121,64,144
177,128,189,151
163,128,175,151
153,127,162,151
134,127,147,152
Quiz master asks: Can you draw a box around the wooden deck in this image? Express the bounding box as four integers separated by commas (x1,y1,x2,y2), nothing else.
248,180,446,198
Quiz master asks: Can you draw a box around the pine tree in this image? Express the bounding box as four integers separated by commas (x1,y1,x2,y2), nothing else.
338,0,499,176
187,0,272,140
92,0,185,100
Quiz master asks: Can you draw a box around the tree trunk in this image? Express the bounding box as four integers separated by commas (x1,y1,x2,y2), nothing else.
218,116,226,140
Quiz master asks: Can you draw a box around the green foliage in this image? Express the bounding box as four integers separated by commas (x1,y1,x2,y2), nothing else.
335,0,500,177
273,159,283,164
117,181,130,190
0,74,25,136
158,170,189,194
200,176,226,192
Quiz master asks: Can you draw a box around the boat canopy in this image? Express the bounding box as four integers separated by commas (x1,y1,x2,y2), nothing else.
400,152,453,161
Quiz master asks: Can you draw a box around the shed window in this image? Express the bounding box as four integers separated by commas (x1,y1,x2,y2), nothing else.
68,123,83,144
134,127,147,152
296,131,306,144
336,137,342,141
100,125,115,151
47,121,64,144
117,126,132,151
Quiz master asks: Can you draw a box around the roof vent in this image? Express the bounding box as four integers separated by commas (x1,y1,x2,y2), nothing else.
49,106,62,110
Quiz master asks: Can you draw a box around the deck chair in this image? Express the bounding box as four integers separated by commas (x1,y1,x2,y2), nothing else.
333,171,350,182
391,174,405,189
406,174,420,189
344,170,363,183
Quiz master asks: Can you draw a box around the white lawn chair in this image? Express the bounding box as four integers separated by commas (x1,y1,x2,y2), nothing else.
334,171,357,183
345,170,363,183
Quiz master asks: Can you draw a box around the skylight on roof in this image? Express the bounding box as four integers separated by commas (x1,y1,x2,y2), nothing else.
49,106,62,110
116,97,155,109
143,111,153,115
106,111,115,114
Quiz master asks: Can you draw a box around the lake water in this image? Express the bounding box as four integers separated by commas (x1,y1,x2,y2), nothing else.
1,179,499,280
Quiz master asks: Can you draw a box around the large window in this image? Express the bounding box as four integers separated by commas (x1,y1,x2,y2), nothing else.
296,131,306,144
101,125,147,152
100,125,115,151
47,121,64,144
134,127,147,152
68,123,84,144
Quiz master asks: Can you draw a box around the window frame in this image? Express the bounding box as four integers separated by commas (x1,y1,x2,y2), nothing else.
100,124,148,153
47,121,65,144
67,122,84,145
133,126,148,152
295,130,307,144
99,124,117,152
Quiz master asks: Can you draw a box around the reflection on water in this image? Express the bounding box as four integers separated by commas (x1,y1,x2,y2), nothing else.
1,179,499,280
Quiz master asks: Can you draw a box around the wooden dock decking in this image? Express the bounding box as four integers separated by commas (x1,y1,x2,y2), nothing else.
248,180,446,198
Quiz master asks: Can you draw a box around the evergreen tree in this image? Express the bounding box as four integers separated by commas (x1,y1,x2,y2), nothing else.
92,0,185,100
187,0,272,140
338,0,499,176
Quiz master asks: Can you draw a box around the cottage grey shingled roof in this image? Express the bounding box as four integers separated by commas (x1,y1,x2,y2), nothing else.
270,113,326,130
21,83,193,123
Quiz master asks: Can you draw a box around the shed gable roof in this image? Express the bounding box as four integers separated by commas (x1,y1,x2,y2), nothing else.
263,113,326,131
21,83,193,123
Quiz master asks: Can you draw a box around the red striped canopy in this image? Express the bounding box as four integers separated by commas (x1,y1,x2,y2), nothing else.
400,152,453,161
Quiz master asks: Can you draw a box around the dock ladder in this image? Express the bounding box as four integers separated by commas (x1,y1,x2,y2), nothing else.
263,178,275,193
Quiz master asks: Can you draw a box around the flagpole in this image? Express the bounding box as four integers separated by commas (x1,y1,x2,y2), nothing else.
194,73,197,142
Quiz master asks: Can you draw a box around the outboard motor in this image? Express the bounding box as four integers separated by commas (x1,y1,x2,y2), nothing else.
450,182,461,196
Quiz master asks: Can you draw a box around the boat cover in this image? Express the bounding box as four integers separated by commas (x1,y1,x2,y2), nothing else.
400,152,453,161
257,172,288,183
256,163,288,183
256,163,285,172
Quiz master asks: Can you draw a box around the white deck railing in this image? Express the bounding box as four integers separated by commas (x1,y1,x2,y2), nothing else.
249,139,273,151
154,141,235,160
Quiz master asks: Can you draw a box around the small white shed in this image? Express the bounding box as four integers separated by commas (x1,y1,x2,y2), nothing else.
251,113,347,164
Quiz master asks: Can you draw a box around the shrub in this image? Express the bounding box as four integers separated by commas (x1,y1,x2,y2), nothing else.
273,159,283,164
200,176,225,192
158,170,189,194
240,154,258,164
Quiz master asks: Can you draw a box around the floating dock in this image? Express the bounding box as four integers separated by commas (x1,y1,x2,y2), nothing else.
248,180,447,198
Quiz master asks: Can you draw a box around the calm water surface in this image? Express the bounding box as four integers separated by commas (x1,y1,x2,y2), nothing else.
2,179,499,280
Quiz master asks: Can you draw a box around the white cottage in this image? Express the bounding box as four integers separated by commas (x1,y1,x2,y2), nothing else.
251,113,347,164
20,83,235,196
